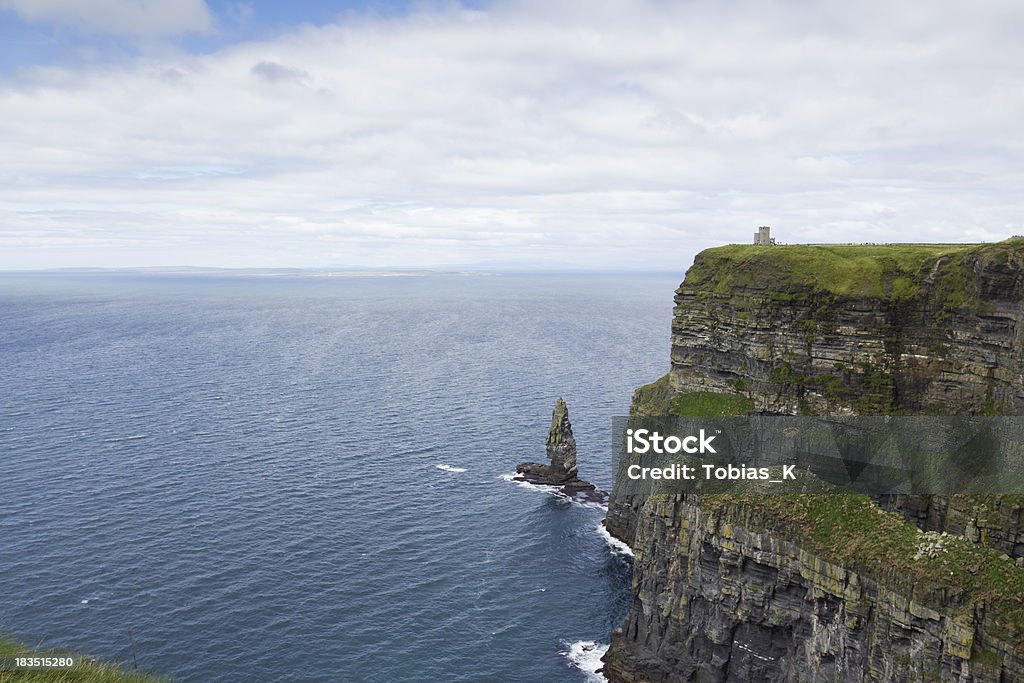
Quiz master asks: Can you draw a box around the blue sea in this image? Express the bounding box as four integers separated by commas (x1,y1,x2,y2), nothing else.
0,272,676,682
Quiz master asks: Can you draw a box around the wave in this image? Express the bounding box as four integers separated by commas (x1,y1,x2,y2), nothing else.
596,522,634,558
435,464,467,473
102,434,148,443
574,497,609,512
500,473,608,510
561,640,609,681
499,473,568,500
397,445,438,456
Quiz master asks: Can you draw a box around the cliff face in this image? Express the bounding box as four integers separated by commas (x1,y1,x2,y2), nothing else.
604,240,1024,682
670,241,1024,416
604,495,1024,683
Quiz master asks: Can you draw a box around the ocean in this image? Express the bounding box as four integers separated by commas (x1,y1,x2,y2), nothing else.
0,272,677,682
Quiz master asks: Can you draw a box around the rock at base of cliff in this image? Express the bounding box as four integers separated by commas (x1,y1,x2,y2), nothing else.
514,461,597,490
512,462,607,504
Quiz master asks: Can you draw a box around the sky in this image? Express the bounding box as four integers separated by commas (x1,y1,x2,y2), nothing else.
1,0,1023,270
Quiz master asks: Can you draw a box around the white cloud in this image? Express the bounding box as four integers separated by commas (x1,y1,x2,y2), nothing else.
1,0,1024,269
250,61,310,85
0,0,212,36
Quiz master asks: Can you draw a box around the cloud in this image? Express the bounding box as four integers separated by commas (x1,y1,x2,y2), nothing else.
0,0,213,36
250,61,310,85
1,0,1024,268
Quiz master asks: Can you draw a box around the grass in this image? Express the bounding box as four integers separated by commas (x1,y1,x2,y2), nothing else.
670,391,753,417
0,636,166,683
631,376,754,418
684,241,998,300
631,373,674,416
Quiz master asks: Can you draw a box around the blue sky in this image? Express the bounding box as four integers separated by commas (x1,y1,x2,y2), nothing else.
0,1,437,70
1,0,1023,269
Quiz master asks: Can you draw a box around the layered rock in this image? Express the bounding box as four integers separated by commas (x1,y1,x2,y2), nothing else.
669,240,1024,415
877,494,1024,560
603,494,1024,682
545,397,578,477
603,240,1024,681
516,397,596,493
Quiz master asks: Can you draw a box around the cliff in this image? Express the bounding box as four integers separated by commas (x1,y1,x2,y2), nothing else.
670,240,1024,416
603,240,1024,682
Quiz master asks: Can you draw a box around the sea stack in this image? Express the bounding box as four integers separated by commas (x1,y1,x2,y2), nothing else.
515,397,595,493
545,397,578,478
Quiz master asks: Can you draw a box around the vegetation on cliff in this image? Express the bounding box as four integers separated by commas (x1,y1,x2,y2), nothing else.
633,375,752,417
683,241,1000,301
700,491,1024,643
0,635,166,683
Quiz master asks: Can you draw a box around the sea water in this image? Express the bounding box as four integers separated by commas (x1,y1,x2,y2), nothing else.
0,272,675,682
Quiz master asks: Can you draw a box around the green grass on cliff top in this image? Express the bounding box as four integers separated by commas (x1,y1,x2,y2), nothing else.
0,636,166,683
685,241,1004,299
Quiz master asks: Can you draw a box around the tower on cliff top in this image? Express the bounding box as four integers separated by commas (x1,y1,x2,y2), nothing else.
753,226,776,245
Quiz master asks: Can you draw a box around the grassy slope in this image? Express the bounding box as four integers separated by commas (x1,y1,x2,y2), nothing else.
0,636,166,683
684,241,991,299
633,376,753,417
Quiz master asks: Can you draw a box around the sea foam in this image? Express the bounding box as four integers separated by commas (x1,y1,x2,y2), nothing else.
562,640,609,681
500,473,608,510
596,522,634,558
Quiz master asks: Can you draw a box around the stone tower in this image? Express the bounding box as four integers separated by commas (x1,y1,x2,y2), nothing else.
753,225,775,245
